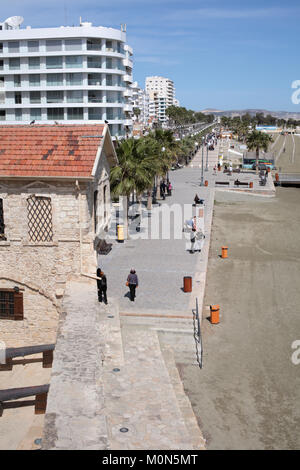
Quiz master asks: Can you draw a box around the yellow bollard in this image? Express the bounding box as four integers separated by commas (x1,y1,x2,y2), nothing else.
117,224,124,242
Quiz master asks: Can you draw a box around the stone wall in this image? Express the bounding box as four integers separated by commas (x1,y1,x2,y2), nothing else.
0,167,111,346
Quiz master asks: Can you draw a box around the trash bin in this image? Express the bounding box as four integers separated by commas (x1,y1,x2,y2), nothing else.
210,305,220,324
117,224,124,242
221,246,228,259
183,276,192,293
249,182,253,188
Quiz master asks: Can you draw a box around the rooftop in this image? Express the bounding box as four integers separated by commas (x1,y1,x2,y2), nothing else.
0,124,107,178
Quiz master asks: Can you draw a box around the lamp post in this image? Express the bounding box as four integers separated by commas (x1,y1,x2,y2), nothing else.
200,137,205,186
205,141,209,171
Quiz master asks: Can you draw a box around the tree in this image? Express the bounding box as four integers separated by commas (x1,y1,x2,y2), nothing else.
110,137,158,236
246,131,273,174
133,107,141,121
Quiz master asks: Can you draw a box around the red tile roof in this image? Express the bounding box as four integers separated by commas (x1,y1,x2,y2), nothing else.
0,124,106,178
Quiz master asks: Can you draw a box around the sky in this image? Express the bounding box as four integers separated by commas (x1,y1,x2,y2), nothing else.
1,0,300,112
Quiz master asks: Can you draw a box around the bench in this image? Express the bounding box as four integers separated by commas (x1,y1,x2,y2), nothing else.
215,181,230,185
234,180,249,187
0,384,50,416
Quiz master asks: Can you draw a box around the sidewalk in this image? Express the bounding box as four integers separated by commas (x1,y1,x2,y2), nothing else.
100,146,219,317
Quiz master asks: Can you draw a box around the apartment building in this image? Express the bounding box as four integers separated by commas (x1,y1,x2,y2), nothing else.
0,16,133,137
130,81,149,125
145,76,176,125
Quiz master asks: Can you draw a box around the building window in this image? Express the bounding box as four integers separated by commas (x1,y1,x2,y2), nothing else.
46,40,62,51
9,58,20,70
88,73,102,86
88,90,102,103
28,57,40,69
106,40,113,52
93,190,98,232
66,73,82,86
87,38,101,51
103,186,107,220
0,289,23,320
88,108,103,120
27,195,53,242
67,90,83,103
0,60,3,71
88,56,102,68
106,74,113,86
47,108,64,120
47,91,64,103
0,198,5,239
28,40,39,52
0,110,5,121
15,109,22,121
0,43,3,53
106,58,113,69
30,108,41,120
30,91,41,104
46,56,63,69
46,74,63,86
67,108,83,120
66,55,83,68
8,41,19,53
65,39,82,51
29,74,40,86
15,92,22,104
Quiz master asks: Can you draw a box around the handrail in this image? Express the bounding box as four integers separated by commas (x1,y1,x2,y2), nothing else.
193,297,203,369
5,344,55,360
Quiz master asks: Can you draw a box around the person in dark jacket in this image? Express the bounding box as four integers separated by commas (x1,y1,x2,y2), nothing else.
97,268,108,304
127,268,138,301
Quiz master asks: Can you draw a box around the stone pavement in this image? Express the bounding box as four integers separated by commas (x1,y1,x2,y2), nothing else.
42,278,206,450
100,144,220,317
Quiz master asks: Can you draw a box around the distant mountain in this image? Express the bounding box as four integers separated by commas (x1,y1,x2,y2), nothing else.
201,108,300,119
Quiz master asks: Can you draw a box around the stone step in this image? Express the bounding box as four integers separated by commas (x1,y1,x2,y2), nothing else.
103,324,203,449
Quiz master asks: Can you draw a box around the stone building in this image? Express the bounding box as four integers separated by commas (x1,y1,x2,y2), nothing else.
0,124,117,347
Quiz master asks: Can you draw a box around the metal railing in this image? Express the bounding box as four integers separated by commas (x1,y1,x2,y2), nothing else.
193,297,203,369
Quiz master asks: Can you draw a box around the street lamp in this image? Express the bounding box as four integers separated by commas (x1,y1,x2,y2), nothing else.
200,137,205,186
205,141,209,171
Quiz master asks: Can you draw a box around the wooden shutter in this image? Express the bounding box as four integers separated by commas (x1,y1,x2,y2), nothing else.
14,291,24,320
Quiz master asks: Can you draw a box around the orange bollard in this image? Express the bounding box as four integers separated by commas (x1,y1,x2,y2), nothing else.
183,276,192,293
221,246,228,259
210,305,220,324
249,182,253,188
198,208,204,218
275,173,279,182
204,180,208,187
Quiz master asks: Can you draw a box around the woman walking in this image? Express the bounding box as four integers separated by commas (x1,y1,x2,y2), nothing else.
127,268,139,302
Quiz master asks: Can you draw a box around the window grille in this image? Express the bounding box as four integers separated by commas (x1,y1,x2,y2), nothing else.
27,196,53,242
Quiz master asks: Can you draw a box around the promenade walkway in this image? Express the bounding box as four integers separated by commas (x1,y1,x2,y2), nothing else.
100,145,219,317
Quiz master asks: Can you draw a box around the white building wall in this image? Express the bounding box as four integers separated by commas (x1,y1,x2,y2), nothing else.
0,20,133,137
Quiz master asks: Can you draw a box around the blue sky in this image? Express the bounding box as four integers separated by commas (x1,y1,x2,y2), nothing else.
2,0,300,112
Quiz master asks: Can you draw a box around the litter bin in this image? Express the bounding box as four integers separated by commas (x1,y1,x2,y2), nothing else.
210,305,220,324
117,224,124,242
221,246,228,259
183,276,192,293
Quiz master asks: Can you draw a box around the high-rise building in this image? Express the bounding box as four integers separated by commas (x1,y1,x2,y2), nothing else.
130,81,149,125
0,16,133,137
145,76,176,125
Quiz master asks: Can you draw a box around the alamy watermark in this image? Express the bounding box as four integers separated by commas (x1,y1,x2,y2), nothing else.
291,340,300,365
291,80,300,104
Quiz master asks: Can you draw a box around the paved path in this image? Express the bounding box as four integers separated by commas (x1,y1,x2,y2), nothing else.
100,145,219,316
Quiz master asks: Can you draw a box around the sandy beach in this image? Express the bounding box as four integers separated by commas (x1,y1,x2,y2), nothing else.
180,187,300,449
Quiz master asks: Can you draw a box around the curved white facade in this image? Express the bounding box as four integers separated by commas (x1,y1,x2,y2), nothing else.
0,21,133,137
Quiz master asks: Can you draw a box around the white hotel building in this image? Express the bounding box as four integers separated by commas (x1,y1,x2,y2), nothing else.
145,76,176,125
0,17,133,137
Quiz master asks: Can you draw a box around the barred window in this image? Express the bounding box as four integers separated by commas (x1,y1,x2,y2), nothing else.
0,198,5,239
0,289,23,320
27,196,53,242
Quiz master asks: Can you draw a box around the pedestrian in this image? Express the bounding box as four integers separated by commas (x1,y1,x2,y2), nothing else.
194,194,201,205
167,181,172,196
126,268,139,302
213,165,217,175
97,269,108,304
160,181,165,200
190,230,196,253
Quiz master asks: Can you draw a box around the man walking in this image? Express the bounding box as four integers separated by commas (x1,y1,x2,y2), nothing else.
127,268,139,302
97,269,108,304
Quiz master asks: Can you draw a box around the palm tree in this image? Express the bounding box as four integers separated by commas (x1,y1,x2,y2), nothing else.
246,131,273,174
110,137,158,237
151,129,179,198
